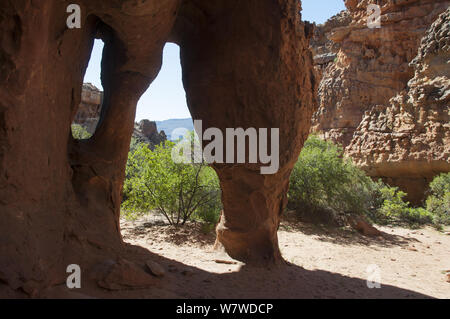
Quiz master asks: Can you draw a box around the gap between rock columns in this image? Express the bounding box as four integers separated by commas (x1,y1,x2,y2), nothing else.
174,0,317,264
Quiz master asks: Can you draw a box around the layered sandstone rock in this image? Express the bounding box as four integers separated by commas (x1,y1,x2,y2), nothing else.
0,0,316,295
311,0,450,147
347,8,450,204
73,83,103,134
310,10,351,79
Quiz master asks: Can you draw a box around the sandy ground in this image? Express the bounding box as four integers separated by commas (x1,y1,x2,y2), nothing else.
116,212,450,299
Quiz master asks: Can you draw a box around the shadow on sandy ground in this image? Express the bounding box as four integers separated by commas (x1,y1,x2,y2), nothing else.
1,216,436,299
280,213,420,249
32,242,431,299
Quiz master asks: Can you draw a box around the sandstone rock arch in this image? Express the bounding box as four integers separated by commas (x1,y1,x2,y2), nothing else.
0,0,316,294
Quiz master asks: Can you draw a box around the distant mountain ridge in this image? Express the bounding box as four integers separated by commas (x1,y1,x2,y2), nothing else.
155,118,194,140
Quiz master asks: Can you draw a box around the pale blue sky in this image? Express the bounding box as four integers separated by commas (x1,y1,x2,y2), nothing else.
83,0,346,121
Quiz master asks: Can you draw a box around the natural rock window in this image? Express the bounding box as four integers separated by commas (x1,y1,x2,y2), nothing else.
71,39,104,139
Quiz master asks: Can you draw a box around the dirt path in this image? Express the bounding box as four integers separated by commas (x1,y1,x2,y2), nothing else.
117,213,450,299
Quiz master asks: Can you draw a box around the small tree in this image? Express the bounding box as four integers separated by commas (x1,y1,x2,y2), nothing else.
426,173,450,226
288,135,378,224
192,166,222,230
122,139,221,225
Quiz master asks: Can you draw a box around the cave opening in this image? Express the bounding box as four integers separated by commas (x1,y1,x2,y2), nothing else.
122,42,222,228
71,38,105,139
136,42,192,137
75,40,193,142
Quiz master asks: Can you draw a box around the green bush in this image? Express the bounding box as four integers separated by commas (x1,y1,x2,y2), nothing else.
366,184,443,228
400,208,434,226
428,173,450,197
426,173,450,226
71,124,92,139
377,186,409,220
192,167,222,226
122,137,222,227
288,136,378,224
122,132,447,231
287,136,448,229
128,137,141,154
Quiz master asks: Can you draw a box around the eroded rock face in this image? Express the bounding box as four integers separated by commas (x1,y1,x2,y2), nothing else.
347,8,450,204
0,0,316,294
73,83,103,134
311,0,450,147
310,10,351,79
134,120,167,149
74,84,166,146
0,0,179,294
175,0,316,264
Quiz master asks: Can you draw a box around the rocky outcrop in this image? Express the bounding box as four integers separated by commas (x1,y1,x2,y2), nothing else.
310,10,351,78
73,83,103,134
0,0,316,294
309,0,450,203
134,120,167,149
311,0,450,147
347,7,450,204
73,83,167,149
74,84,166,147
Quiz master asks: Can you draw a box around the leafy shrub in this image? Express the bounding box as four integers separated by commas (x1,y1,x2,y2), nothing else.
369,185,441,228
428,173,450,198
377,186,409,220
122,138,221,227
426,173,450,225
288,136,378,224
400,208,434,226
192,167,222,226
129,137,141,154
71,124,92,139
287,136,447,229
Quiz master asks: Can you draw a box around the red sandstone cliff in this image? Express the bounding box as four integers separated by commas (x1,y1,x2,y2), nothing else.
310,0,449,203
346,7,450,204
311,0,449,147
310,10,351,79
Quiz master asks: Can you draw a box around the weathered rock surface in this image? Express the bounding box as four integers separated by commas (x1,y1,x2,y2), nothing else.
145,260,165,278
175,0,316,264
74,84,166,147
73,83,103,134
0,0,316,295
134,120,167,149
311,0,449,147
309,0,450,203
347,7,450,204
310,10,351,78
93,259,157,291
